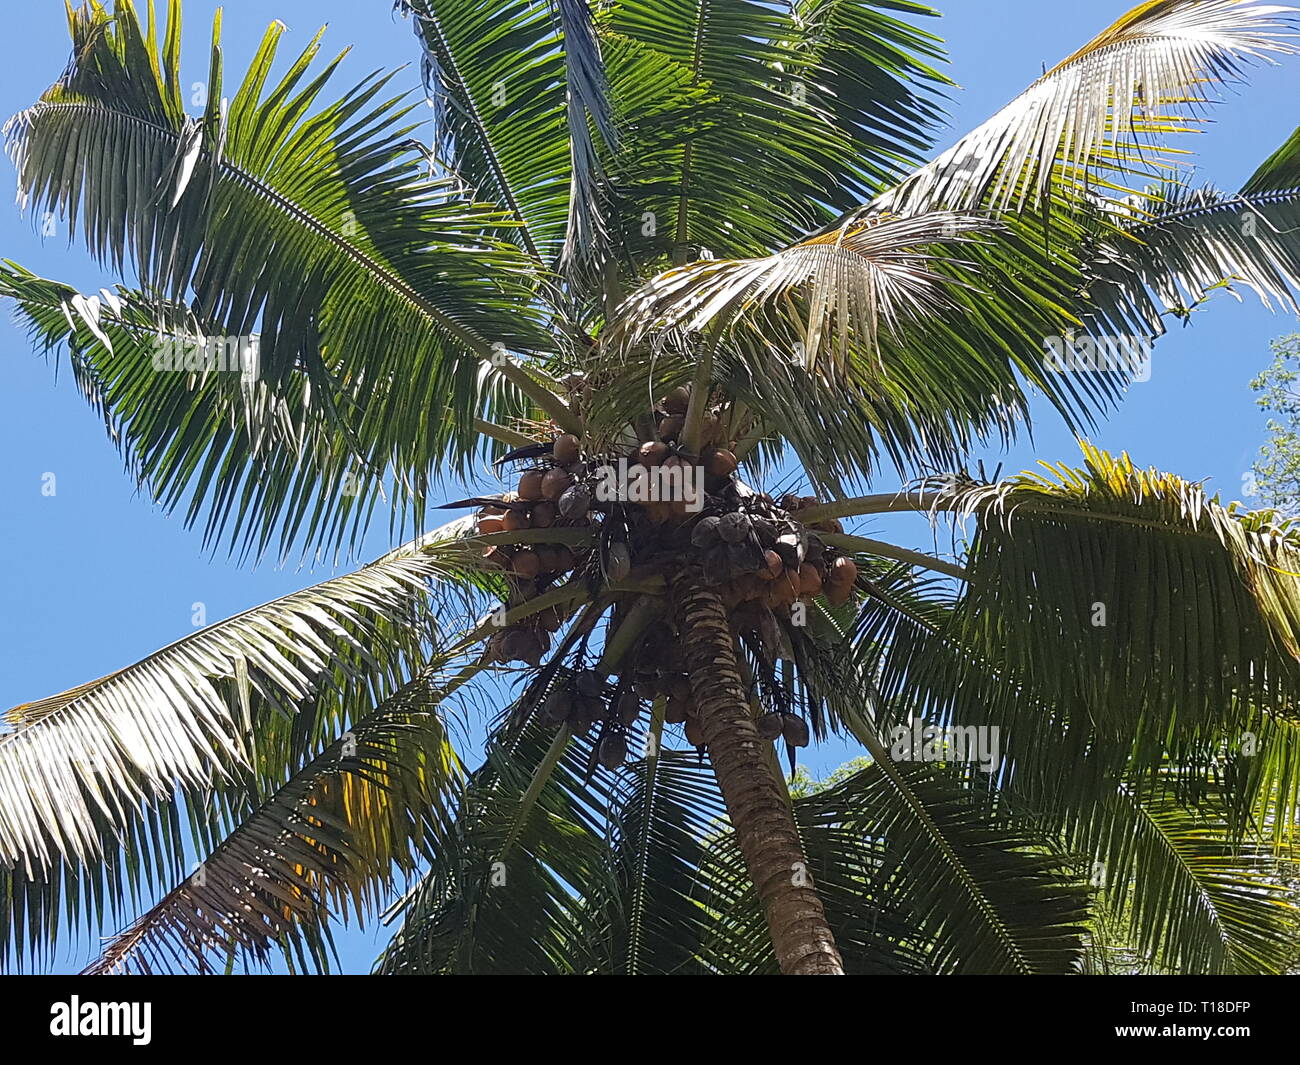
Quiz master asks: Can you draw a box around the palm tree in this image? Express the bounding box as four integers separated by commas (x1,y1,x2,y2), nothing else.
4,0,1300,975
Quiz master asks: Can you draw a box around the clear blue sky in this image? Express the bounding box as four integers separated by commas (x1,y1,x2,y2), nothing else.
2,1,1297,973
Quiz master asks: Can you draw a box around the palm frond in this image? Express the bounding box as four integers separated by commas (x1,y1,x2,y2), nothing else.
0,518,489,969
596,207,1124,493
83,667,466,974
606,211,993,373
4,0,558,558
377,721,619,973
605,742,727,974
782,0,949,190
605,0,948,266
698,763,1090,974
1074,779,1300,973
397,0,573,266
873,0,1299,214
1087,127,1300,332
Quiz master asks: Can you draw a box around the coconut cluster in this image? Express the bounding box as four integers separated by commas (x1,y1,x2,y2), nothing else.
472,386,862,768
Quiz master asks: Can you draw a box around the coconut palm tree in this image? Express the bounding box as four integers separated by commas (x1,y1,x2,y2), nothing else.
5,0,1300,975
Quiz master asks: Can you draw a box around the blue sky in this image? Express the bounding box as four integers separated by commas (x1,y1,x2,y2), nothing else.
1,1,1297,973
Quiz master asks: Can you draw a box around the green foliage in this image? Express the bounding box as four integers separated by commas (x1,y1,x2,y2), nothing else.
1251,334,1300,512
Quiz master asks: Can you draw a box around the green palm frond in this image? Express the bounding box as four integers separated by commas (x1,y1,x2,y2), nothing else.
605,0,948,265
377,721,619,974
1,265,396,560
837,446,1300,837
1073,779,1300,974
0,518,490,969
605,738,728,974
83,667,466,975
698,763,1090,974
782,0,948,191
398,0,576,267
841,518,1300,972
3,0,563,558
951,444,1300,746
1088,127,1300,332
873,0,1298,215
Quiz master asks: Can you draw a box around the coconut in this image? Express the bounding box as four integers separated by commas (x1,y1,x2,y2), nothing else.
501,628,544,666
637,440,670,467
518,470,545,500
541,688,574,726
643,501,671,524
482,546,511,571
757,712,785,740
733,573,766,603
728,541,760,571
575,669,604,699
606,542,632,582
830,555,858,585
779,493,802,512
691,515,723,546
684,719,705,747
598,732,629,769
477,515,506,535
502,509,530,533
702,447,738,478
758,549,784,581
664,695,689,724
552,545,576,572
765,572,800,609
536,605,565,633
717,511,750,544
658,415,684,442
702,543,732,586
662,385,690,415
513,548,541,579
796,563,823,597
617,691,642,726
781,713,810,748
558,483,594,519
541,468,572,501
813,517,844,534
751,516,778,542
530,501,557,529
571,695,604,736
553,433,580,465
826,578,856,607
773,532,803,568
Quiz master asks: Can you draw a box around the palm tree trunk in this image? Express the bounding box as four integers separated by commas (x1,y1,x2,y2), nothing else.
671,576,844,975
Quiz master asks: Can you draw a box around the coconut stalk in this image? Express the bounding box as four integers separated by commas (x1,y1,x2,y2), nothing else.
669,573,844,975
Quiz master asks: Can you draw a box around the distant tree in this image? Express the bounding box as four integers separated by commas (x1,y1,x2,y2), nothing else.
788,759,874,799
1251,334,1300,512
